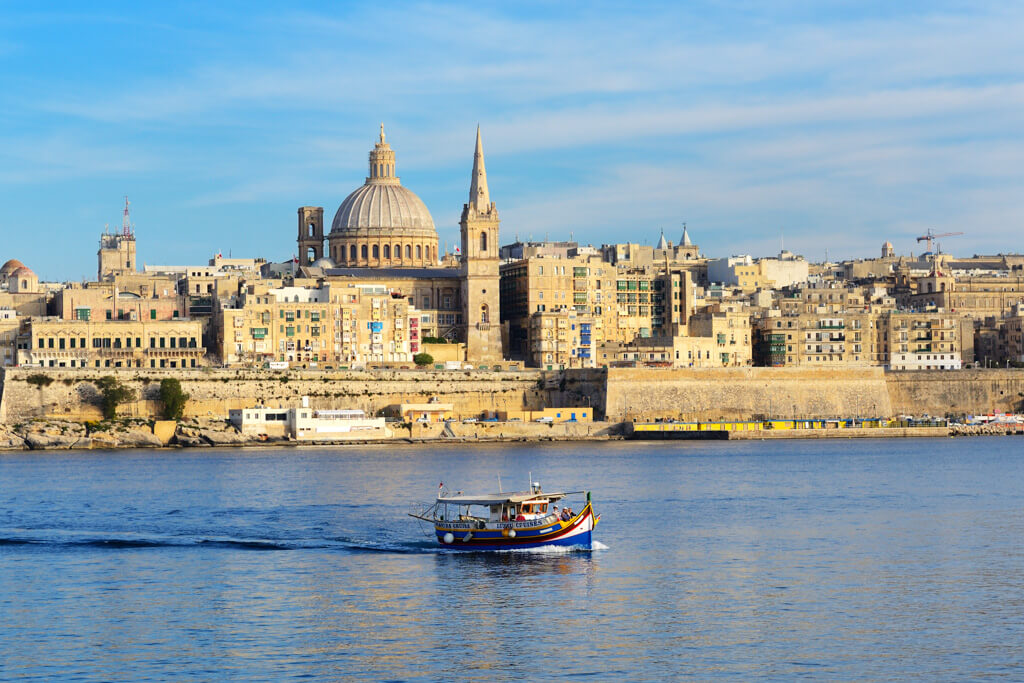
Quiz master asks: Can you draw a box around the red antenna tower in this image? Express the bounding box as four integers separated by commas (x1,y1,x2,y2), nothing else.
122,196,132,236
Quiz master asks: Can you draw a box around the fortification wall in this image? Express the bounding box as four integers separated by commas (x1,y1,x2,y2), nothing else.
3,366,1021,427
0,367,548,424
599,367,893,422
885,369,1024,416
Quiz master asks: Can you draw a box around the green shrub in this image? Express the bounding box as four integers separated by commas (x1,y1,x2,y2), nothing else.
95,376,136,420
159,378,190,421
413,353,434,367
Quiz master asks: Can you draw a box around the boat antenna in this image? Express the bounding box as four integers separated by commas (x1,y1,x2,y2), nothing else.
528,471,532,493
498,475,503,493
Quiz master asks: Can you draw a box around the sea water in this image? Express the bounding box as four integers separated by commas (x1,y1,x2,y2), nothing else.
2,437,1022,680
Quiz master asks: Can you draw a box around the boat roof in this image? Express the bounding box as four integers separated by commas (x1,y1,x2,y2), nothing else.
437,491,579,506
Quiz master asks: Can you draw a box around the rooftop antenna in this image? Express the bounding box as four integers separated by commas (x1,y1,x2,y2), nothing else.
121,196,134,237
780,229,784,253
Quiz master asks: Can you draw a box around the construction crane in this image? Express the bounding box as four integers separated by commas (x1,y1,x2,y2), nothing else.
916,228,963,255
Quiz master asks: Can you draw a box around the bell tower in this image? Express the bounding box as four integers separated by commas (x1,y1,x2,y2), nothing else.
297,206,324,266
460,126,503,362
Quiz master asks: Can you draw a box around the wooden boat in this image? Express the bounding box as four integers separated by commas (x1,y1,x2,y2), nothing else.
410,481,599,551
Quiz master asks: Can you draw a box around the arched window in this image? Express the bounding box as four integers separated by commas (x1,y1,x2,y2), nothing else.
405,245,411,259
361,245,368,259
383,245,390,259
394,244,401,259
481,304,489,323
372,245,380,259
416,245,422,259
308,223,315,237
425,246,431,261
480,231,487,252
350,245,357,261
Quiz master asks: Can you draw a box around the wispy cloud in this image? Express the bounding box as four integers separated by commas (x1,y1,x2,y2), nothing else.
0,1,1022,275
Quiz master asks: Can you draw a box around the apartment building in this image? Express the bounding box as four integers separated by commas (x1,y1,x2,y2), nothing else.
217,282,421,368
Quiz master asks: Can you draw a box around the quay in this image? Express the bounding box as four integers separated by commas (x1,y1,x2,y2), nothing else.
628,418,1024,440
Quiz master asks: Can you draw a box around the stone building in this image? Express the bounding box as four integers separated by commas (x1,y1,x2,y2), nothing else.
0,308,18,366
753,309,967,370
217,281,422,368
97,198,137,281
19,317,205,369
294,126,505,363
320,125,438,269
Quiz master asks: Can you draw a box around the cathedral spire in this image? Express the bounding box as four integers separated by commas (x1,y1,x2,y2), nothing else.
469,125,490,211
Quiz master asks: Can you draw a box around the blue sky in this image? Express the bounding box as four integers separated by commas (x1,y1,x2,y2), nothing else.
2,1,1022,280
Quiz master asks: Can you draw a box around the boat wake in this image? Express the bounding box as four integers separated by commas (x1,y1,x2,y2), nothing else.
0,531,608,555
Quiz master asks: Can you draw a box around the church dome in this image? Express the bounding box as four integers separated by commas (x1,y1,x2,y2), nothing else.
326,125,439,268
331,182,435,237
1,259,25,278
310,256,335,269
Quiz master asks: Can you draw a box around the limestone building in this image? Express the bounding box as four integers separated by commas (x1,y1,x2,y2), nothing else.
294,125,506,363
320,125,438,269
217,281,422,368
20,317,205,369
98,199,137,281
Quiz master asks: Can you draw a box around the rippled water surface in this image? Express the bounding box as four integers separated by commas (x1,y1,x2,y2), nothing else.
2,438,1023,680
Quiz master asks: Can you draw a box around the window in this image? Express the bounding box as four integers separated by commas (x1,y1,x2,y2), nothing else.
372,245,380,259
362,245,368,259
150,309,157,320
383,244,390,259
480,232,487,252
405,245,411,259
416,245,422,259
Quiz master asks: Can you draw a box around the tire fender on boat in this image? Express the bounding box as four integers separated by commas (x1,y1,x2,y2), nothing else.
507,529,516,538
442,532,454,544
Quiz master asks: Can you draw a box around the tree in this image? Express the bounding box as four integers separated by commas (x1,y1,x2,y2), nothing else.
413,352,434,367
95,376,136,420
159,378,190,420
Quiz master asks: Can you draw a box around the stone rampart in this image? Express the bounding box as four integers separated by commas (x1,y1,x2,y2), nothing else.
0,367,548,424
3,366,1022,428
599,367,893,422
885,369,1024,416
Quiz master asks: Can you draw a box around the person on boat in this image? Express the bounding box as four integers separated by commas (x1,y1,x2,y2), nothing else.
561,507,570,521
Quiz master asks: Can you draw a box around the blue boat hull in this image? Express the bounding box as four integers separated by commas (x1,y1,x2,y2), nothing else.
434,503,598,551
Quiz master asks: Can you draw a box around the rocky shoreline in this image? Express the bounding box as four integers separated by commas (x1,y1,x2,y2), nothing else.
1,417,1020,451
0,418,622,451
0,419,276,451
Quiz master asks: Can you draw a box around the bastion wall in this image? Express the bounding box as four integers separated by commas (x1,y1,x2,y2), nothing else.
0,368,549,424
2,366,1021,426
596,367,1024,422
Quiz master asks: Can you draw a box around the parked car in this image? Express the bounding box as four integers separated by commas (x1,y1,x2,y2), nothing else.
462,418,478,423
534,416,554,423
508,417,522,422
